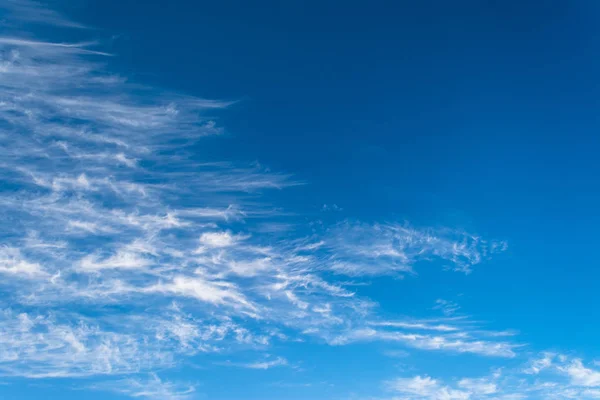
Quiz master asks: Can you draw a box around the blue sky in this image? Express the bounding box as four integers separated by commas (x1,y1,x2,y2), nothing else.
1,0,600,399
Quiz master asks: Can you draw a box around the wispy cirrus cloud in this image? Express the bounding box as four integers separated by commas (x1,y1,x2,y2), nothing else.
324,302,519,358
0,309,173,378
327,327,518,358
433,299,461,316
323,222,507,276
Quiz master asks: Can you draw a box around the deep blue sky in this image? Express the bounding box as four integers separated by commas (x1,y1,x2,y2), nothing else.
70,0,600,347
2,1,600,399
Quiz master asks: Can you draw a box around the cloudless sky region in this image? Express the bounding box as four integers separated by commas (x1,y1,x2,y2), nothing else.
1,1,600,399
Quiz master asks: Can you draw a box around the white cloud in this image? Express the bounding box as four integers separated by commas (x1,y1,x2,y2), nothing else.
387,375,440,396
0,247,47,278
433,299,461,316
369,320,459,332
79,249,152,271
329,327,517,357
146,275,256,312
457,378,497,395
199,231,236,247
67,220,115,234
324,223,507,276
0,309,173,378
521,352,600,390
91,374,196,400
523,352,555,374
229,257,273,277
383,356,600,400
232,357,289,370
387,376,470,400
561,359,600,387
197,231,246,251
